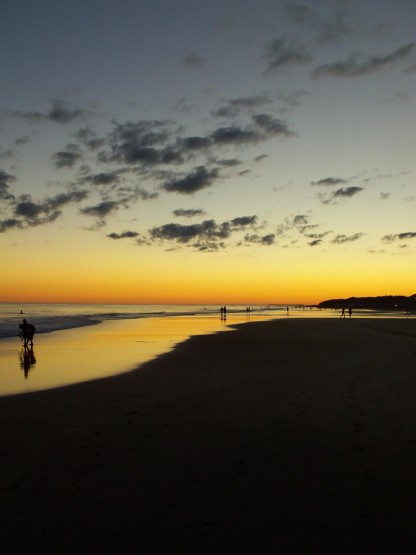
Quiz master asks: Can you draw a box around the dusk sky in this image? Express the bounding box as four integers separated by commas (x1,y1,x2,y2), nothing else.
1,0,415,305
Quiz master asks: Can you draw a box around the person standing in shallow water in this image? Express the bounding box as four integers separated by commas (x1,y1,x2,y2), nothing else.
19,319,36,347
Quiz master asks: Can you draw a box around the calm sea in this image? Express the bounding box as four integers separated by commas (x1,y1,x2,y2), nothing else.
0,303,412,397
0,302,291,338
0,302,293,396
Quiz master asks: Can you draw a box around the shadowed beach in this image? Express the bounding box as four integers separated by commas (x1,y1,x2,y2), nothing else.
1,317,416,553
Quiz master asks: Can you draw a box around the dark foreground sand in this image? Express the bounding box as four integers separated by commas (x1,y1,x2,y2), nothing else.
1,318,415,554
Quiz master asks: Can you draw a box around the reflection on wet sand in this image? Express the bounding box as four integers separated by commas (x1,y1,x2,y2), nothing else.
19,346,37,379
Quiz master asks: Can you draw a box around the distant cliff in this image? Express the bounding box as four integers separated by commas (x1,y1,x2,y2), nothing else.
318,294,416,311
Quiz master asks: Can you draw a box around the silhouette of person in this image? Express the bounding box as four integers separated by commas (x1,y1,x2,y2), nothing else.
19,318,36,347
348,307,352,318
340,307,346,319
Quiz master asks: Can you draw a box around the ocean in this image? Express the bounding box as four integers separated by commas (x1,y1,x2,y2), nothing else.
0,302,290,338
0,303,411,397
0,302,291,396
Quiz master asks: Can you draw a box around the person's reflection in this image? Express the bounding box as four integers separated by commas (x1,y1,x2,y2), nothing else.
19,346,37,379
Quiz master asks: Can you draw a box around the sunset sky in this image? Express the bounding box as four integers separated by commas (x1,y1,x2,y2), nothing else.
1,0,415,305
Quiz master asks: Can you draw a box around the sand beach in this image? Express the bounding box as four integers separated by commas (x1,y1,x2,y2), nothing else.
0,316,415,553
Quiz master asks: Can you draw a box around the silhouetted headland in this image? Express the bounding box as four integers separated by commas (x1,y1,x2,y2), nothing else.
318,293,416,312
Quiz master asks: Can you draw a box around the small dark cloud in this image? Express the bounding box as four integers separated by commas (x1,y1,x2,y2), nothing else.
73,127,106,150
382,232,416,243
48,99,85,124
180,136,211,150
173,208,205,218
293,214,309,228
6,190,88,231
214,158,242,167
305,231,332,241
263,37,312,74
6,98,86,125
211,95,272,118
52,144,82,169
255,154,268,163
211,126,260,145
312,43,416,78
331,233,364,244
311,177,347,186
230,216,257,228
107,230,139,240
308,239,322,246
252,114,295,137
334,187,363,198
380,192,390,200
276,213,321,240
80,200,119,218
13,198,61,227
318,186,363,204
0,170,16,201
46,190,88,210
0,218,24,233
104,120,174,165
162,166,219,194
209,115,295,147
244,233,275,245
150,220,219,243
14,200,43,219
182,52,206,69
82,170,123,186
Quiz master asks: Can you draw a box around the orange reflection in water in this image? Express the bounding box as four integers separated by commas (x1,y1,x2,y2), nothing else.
0,313,267,397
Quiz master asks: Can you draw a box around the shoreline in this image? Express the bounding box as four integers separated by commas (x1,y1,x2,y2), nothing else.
1,317,416,552
0,311,277,397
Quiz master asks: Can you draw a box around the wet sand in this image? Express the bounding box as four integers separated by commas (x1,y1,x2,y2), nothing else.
0,317,416,553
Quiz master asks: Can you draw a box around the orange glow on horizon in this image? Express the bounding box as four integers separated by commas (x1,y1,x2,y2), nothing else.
2,236,414,306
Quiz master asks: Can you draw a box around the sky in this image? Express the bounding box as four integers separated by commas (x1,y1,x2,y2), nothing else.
1,0,415,305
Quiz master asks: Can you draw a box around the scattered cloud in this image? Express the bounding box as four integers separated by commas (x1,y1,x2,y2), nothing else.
80,200,120,219
243,233,275,245
0,189,88,233
263,37,313,74
311,177,347,186
312,43,416,78
52,144,83,169
107,230,139,239
317,186,364,204
211,95,272,118
81,170,124,186
147,215,259,251
0,170,16,201
173,208,205,218
4,98,87,125
331,233,364,244
162,166,219,194
308,239,322,246
382,231,416,242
